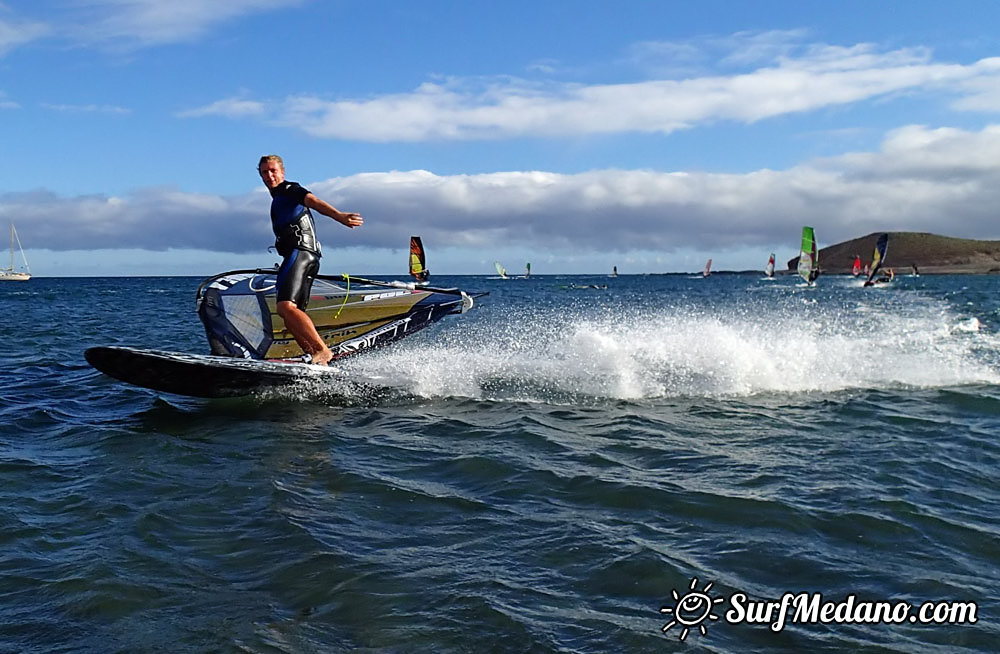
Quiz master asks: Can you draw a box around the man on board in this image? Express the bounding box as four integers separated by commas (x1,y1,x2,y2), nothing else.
258,155,363,365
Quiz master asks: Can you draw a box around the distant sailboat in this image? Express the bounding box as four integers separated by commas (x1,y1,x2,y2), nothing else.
493,261,508,279
1,224,30,282
910,264,919,277
702,258,712,277
863,234,890,287
764,253,775,278
523,262,531,278
852,255,862,277
797,226,819,285
409,236,429,284
612,265,618,278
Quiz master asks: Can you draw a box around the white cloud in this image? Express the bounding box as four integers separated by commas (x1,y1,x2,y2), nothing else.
177,97,265,119
1,187,269,254
0,90,18,109
63,0,306,47
720,29,813,67
0,13,49,56
7,125,1000,264
40,102,131,114
1,0,308,55
626,29,810,75
948,57,1000,111
202,44,1000,142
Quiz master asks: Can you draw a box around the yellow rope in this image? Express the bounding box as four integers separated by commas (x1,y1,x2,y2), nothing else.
333,273,351,320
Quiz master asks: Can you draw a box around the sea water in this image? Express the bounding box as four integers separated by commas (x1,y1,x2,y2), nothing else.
1,273,997,652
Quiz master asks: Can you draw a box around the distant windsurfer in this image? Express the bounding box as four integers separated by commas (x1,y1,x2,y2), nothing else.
258,155,363,365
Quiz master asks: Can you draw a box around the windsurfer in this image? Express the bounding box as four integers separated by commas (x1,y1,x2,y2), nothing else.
258,155,363,365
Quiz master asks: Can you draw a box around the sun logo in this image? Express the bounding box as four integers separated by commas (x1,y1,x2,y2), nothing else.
660,577,725,641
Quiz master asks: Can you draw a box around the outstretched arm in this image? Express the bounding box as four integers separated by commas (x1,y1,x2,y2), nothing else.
304,193,364,228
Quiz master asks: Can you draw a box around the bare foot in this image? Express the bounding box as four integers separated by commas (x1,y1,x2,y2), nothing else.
310,347,333,366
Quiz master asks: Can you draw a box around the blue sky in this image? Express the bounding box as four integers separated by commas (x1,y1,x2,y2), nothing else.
3,0,1000,276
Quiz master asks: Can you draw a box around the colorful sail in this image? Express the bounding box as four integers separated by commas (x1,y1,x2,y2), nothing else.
703,258,712,277
524,262,531,278
494,261,507,279
409,236,429,283
797,226,818,284
764,253,775,278
852,255,862,276
197,271,479,361
863,234,889,287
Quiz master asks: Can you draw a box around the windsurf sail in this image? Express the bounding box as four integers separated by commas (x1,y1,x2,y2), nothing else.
524,262,531,278
852,255,862,276
612,266,618,277
494,261,507,279
863,233,889,287
409,236,429,283
764,253,775,278
196,270,485,361
797,226,818,284
703,258,712,277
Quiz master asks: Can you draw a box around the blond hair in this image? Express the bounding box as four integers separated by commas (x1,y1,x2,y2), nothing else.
258,154,284,170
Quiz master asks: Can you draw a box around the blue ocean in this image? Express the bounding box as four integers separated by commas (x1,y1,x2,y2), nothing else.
1,272,997,652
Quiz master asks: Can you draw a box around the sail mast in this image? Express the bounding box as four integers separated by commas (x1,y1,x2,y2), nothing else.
16,225,28,272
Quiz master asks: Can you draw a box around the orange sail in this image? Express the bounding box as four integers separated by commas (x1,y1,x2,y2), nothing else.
410,236,429,283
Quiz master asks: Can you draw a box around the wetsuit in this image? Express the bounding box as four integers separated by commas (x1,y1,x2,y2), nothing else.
269,181,322,308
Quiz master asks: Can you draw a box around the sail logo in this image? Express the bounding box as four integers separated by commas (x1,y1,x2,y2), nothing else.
362,290,408,301
336,317,411,354
659,578,978,641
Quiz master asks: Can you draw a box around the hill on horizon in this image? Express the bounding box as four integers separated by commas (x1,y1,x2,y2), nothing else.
784,232,1000,274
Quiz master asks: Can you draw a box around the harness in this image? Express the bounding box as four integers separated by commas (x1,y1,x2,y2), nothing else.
270,181,322,258
275,211,321,257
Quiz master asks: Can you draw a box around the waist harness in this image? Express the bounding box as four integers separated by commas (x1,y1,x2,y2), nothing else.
275,212,321,257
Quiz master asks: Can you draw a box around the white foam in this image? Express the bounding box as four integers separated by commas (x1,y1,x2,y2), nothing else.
954,317,981,333
339,292,1000,401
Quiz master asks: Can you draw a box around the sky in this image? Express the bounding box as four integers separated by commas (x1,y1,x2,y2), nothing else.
3,0,1000,276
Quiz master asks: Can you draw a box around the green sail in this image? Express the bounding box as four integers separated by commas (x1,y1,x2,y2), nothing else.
797,226,818,284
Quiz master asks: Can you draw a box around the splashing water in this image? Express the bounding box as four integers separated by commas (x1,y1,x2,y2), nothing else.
338,284,1000,402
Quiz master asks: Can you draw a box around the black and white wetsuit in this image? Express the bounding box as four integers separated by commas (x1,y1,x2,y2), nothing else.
269,181,321,308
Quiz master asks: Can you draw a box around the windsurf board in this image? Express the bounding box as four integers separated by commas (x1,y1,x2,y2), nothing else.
85,346,343,398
